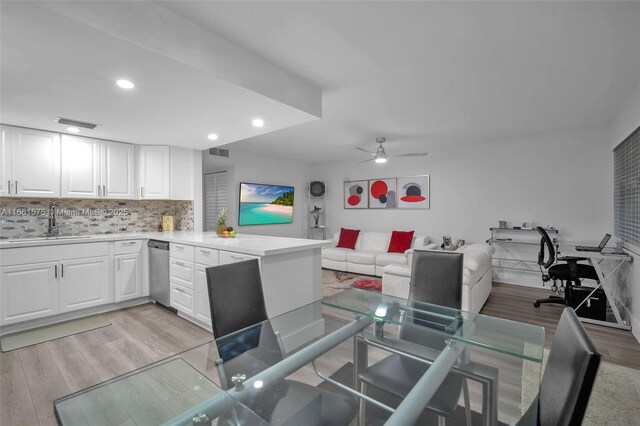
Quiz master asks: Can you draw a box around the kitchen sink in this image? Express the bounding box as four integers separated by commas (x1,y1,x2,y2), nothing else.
9,236,92,242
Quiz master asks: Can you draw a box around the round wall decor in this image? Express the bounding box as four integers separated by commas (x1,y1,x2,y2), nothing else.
309,181,326,197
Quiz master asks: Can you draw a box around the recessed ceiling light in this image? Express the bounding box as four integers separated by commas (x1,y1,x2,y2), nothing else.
207,133,219,141
116,79,135,89
252,118,264,128
67,126,80,133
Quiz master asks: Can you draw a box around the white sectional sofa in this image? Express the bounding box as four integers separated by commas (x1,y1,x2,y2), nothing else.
382,244,495,313
321,231,436,276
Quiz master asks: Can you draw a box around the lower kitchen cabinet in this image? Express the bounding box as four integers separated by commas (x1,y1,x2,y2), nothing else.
0,262,59,325
195,264,211,324
115,253,142,302
219,250,261,266
170,282,194,316
59,256,110,313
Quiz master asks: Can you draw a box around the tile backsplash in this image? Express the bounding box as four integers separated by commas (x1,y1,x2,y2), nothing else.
0,198,194,239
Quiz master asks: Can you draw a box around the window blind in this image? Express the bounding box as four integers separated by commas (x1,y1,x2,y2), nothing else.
204,171,228,231
614,126,640,247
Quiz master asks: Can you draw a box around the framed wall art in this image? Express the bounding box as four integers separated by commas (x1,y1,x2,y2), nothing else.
397,175,430,209
344,180,368,208
368,178,397,209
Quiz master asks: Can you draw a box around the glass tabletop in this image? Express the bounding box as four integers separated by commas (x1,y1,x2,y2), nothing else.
54,358,268,426
323,288,545,363
55,293,545,426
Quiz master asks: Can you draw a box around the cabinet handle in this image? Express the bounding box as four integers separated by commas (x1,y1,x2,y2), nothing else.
103,185,106,197
230,255,244,261
14,181,17,194
175,261,185,267
54,265,58,278
140,186,145,198
8,180,11,195
61,264,64,278
98,184,101,197
199,249,211,254
174,287,185,294
122,241,136,245
175,245,184,250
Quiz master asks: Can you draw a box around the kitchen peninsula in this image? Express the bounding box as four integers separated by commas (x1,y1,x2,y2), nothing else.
0,232,330,339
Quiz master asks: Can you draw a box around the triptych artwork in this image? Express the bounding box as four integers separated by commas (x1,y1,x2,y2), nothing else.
344,175,430,210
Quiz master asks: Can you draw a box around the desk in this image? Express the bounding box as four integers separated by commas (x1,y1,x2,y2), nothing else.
558,248,633,330
54,290,544,426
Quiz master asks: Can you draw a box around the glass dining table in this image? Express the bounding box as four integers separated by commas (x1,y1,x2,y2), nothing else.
54,289,545,426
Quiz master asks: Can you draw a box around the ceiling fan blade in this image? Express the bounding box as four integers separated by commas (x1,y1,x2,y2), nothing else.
391,152,429,158
358,158,375,164
356,147,376,155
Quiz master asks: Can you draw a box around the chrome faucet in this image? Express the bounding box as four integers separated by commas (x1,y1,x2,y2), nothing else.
47,202,59,237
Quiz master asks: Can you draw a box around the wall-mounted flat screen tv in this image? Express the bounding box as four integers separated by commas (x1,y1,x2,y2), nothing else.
238,182,295,226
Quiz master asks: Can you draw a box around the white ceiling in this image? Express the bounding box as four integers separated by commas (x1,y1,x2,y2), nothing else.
162,1,640,163
0,1,320,149
2,2,639,161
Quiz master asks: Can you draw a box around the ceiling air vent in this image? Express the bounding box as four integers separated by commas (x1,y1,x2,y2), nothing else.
208,148,229,158
54,117,99,129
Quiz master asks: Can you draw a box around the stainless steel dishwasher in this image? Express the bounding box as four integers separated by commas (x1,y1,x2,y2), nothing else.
148,239,177,313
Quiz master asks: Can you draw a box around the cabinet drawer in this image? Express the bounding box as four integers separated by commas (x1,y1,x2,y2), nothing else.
195,247,219,267
219,251,261,267
114,240,143,255
170,282,194,316
170,243,194,262
170,259,194,289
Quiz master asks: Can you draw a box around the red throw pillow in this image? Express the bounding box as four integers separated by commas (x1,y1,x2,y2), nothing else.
336,228,360,249
387,231,415,253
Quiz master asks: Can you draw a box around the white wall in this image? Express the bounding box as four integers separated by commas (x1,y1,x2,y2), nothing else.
202,148,313,238
609,81,640,341
313,125,613,286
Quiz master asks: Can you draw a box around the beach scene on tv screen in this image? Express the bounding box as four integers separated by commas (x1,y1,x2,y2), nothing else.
239,183,294,225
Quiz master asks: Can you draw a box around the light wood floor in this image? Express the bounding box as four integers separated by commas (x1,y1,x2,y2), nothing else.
2,282,639,426
0,303,213,426
483,282,640,369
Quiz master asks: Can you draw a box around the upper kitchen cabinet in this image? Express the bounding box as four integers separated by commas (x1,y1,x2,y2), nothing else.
61,135,101,198
102,141,135,199
0,125,12,196
170,146,194,200
61,135,135,199
11,127,61,198
138,145,171,199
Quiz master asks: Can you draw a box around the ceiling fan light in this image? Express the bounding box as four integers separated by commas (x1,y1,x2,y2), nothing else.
374,156,387,164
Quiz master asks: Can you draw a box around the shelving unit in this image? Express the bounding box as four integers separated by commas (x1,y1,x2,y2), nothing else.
307,183,327,240
487,227,559,273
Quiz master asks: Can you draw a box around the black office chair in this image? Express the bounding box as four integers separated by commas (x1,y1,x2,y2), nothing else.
206,259,357,426
358,250,471,426
534,227,600,308
518,308,600,426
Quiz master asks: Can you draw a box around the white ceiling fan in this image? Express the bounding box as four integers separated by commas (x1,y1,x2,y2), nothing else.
356,137,429,164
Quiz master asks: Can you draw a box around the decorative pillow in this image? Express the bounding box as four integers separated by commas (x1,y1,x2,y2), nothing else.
387,231,415,253
336,228,360,250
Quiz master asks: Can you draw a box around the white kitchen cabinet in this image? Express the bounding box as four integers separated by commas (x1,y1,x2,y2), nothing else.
170,146,194,200
138,145,170,199
0,125,12,196
170,282,194,316
102,141,135,199
194,264,212,324
61,136,135,199
11,127,61,197
115,253,142,302
219,250,261,268
61,135,101,198
59,256,110,313
0,262,59,325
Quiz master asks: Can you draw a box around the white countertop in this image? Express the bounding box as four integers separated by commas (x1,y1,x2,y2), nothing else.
0,231,331,256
